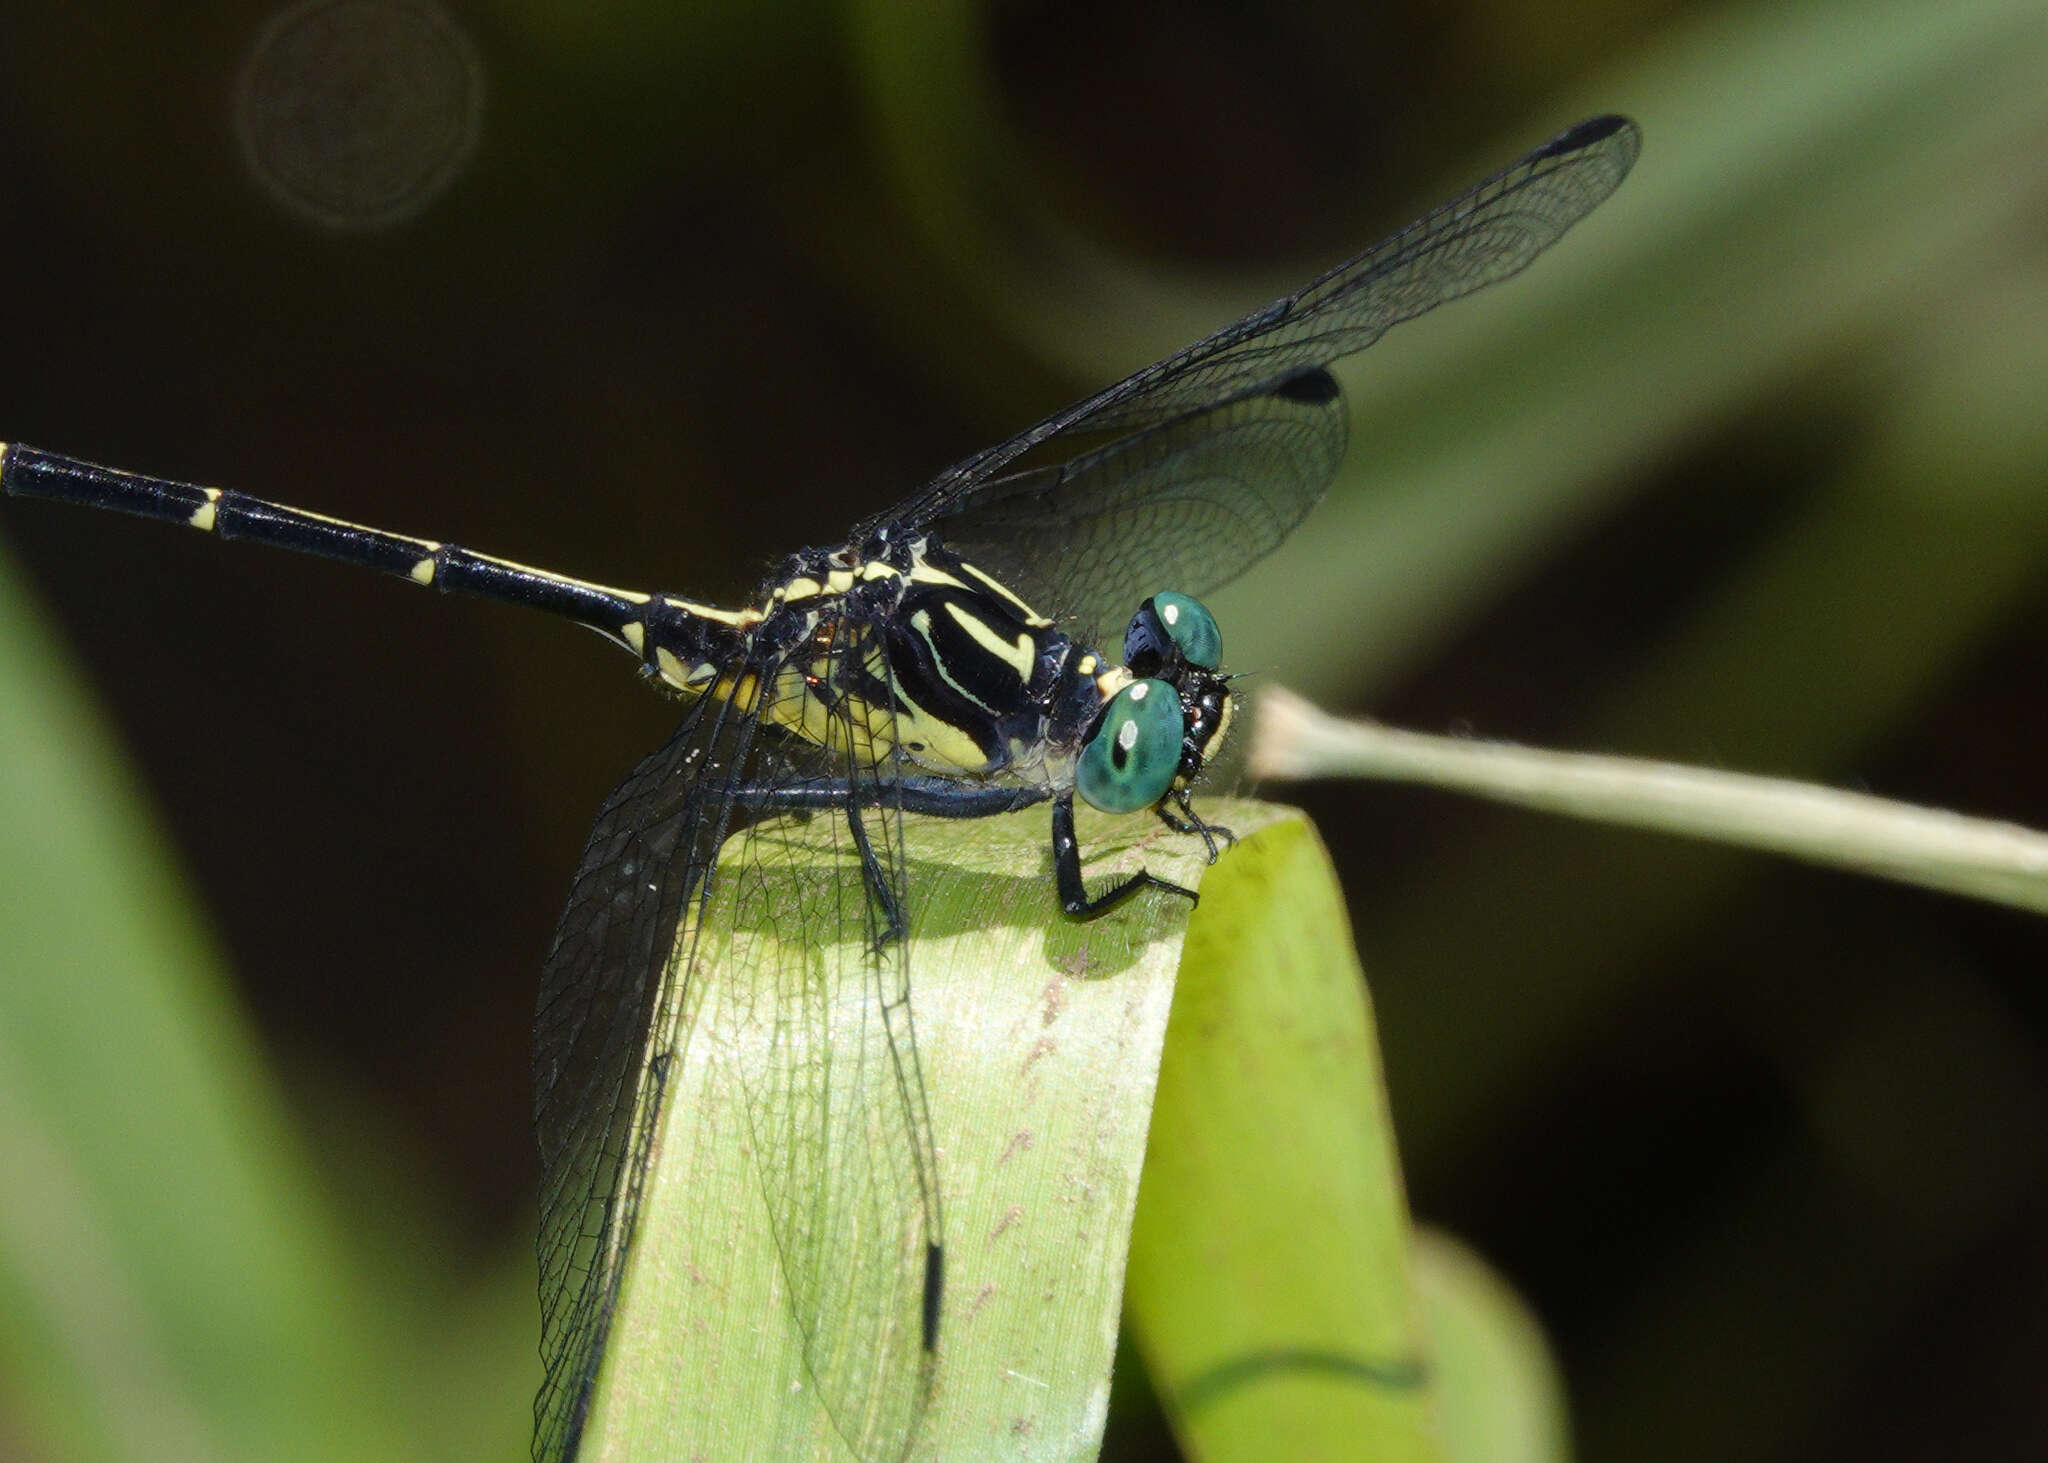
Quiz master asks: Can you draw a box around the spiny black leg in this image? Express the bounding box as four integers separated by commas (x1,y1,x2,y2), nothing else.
1180,787,1237,849
1153,804,1222,859
843,801,909,947
1052,791,1198,920
1156,790,1236,861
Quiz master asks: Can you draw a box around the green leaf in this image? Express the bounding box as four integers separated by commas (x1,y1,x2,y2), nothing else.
576,799,1236,1459
1126,811,1441,1463
573,799,1568,1461
0,546,418,1463
1414,1229,1571,1463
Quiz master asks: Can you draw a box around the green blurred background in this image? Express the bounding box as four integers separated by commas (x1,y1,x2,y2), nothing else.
2,0,2046,1458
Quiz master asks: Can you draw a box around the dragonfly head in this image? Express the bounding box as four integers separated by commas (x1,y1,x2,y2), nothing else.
1075,593,1233,815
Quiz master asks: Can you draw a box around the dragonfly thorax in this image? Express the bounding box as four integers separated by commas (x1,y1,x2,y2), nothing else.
669,532,1234,817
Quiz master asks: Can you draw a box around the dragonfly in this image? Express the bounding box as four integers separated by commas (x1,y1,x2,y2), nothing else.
3,113,1639,1460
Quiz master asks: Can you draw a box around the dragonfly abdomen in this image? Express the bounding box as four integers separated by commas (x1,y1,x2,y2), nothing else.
0,440,721,663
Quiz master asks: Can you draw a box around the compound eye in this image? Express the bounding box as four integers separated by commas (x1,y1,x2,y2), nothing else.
1124,591,1222,671
1076,679,1184,814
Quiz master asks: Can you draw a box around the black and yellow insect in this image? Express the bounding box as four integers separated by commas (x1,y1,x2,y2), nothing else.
3,115,1639,1461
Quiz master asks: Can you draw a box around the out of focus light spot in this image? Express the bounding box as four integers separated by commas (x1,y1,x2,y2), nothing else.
234,0,483,230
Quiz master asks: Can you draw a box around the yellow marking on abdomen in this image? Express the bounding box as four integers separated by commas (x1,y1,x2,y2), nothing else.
654,647,695,691
409,557,436,584
188,487,223,532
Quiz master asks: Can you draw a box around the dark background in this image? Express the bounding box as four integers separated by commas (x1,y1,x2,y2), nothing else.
3,1,2046,1459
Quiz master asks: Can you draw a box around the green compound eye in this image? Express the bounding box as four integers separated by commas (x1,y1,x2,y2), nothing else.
1152,592,1221,668
1076,679,1185,814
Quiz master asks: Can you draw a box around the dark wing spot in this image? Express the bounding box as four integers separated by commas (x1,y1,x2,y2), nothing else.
923,1242,945,1352
1272,367,1340,405
1544,113,1631,156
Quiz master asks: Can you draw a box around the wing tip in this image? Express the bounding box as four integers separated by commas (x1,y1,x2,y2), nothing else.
1545,113,1643,169
1552,113,1632,147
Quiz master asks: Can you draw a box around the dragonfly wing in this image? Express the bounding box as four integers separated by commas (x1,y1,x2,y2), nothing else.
870,115,1640,618
532,621,942,1462
938,367,1345,646
715,621,941,1459
531,687,750,1462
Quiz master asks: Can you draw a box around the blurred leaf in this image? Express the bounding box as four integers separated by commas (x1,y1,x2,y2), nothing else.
1413,1229,1571,1463
0,546,417,1461
1225,0,2048,695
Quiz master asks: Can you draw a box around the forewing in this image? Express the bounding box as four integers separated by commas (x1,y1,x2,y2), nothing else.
866,115,1640,619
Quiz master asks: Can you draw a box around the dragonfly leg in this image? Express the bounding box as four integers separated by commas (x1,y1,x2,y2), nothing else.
842,801,909,947
744,774,1054,946
1053,791,1197,919
1154,789,1235,861
741,774,1049,820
